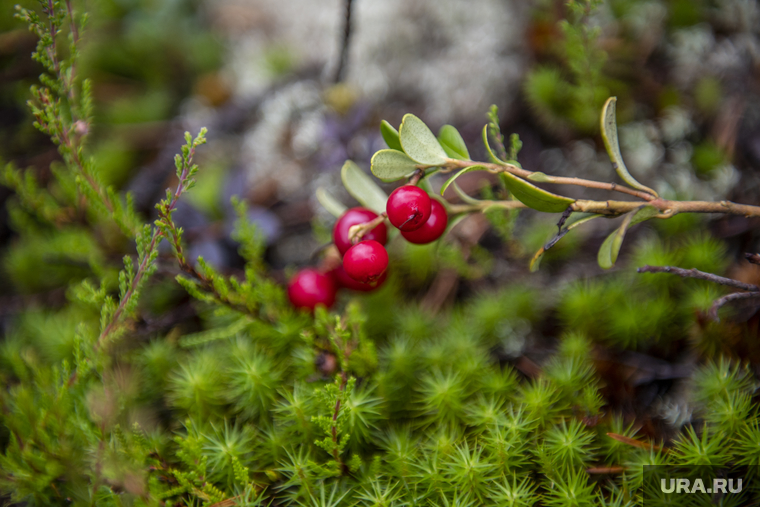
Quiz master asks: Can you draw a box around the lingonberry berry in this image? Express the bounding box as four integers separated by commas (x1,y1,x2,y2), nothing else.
333,207,388,256
287,268,337,310
343,240,389,283
386,185,431,231
331,263,387,292
401,198,449,244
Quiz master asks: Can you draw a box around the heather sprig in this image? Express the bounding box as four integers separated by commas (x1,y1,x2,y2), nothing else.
14,1,139,236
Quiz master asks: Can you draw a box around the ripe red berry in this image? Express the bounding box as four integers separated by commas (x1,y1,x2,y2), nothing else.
331,264,387,292
287,268,337,310
386,185,431,231
401,199,448,244
333,207,388,256
343,240,389,283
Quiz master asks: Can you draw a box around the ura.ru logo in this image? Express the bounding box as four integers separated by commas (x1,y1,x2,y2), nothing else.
660,478,742,494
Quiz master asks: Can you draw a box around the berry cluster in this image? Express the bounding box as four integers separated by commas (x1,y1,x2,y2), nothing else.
387,184,449,246
288,185,448,310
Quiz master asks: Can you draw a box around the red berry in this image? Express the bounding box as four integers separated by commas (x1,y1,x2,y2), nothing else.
343,240,389,283
386,185,431,231
331,264,387,292
287,268,337,310
333,207,388,256
401,199,448,244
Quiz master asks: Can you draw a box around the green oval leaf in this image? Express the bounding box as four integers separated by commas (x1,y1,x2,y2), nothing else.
399,114,448,165
370,149,419,182
501,171,575,213
601,97,658,197
529,247,546,272
380,120,403,152
564,212,604,229
452,182,482,205
440,165,489,196
315,187,347,218
341,160,388,214
481,124,504,164
437,125,470,160
597,205,659,269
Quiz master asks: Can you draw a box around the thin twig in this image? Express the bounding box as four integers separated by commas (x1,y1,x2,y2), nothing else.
637,266,760,292
447,200,526,214
745,253,760,265
332,0,354,83
330,371,348,466
439,158,760,218
446,159,656,201
710,292,760,321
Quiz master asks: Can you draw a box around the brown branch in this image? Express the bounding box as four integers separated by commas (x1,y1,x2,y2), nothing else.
443,159,760,219
571,197,760,218
606,433,664,452
745,253,760,265
637,265,760,321
447,159,656,201
637,266,760,292
710,292,760,321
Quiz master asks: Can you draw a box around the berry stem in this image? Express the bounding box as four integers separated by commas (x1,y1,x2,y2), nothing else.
408,169,424,186
347,213,387,245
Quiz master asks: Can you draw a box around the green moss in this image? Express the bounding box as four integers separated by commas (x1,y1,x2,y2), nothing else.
678,233,728,274
559,279,611,338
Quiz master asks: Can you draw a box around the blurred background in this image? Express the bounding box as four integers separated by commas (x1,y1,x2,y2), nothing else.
2,0,760,431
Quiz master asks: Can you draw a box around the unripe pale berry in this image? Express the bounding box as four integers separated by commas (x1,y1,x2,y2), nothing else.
331,263,387,292
386,185,431,231
333,207,388,256
287,268,337,310
401,199,449,244
343,240,389,283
